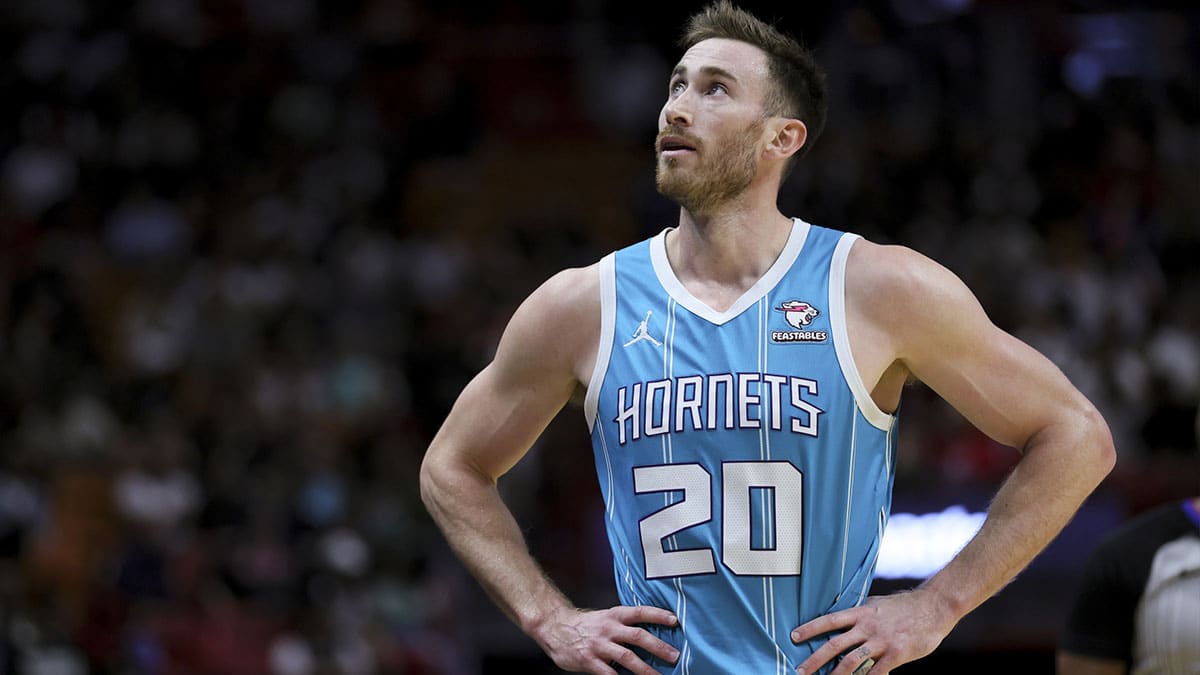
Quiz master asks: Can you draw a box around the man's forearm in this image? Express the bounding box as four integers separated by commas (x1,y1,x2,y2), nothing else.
420,454,572,634
920,415,1114,622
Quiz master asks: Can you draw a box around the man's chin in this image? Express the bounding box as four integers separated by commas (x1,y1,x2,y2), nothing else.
656,162,691,191
654,176,686,202
657,155,683,171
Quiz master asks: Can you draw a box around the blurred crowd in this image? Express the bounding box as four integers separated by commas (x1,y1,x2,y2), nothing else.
0,1,1197,673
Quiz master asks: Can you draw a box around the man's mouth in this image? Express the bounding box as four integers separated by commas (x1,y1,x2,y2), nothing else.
658,134,698,158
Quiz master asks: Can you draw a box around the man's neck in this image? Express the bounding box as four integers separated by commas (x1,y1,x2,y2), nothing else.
667,199,794,292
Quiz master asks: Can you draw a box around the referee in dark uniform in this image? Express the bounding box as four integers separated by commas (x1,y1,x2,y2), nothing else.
1059,495,1200,674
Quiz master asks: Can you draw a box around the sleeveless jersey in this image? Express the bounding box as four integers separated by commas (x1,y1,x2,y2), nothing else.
584,219,898,675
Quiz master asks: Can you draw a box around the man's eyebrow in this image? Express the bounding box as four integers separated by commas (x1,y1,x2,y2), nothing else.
670,64,740,83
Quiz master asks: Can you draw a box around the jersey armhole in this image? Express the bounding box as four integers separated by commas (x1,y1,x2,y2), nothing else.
585,253,616,432
829,234,895,432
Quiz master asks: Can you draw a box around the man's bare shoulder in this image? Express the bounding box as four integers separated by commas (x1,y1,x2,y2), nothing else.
841,237,992,392
496,262,602,385
519,262,601,333
846,239,950,294
537,263,601,310
845,238,977,329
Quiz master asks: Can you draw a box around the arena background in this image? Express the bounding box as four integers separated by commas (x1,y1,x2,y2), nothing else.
1,0,1197,673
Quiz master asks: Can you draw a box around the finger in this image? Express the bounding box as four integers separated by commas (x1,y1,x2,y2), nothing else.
831,645,875,675
867,655,896,675
840,653,878,672
602,643,657,675
586,658,619,675
613,605,678,628
791,608,859,644
619,626,680,664
795,629,865,675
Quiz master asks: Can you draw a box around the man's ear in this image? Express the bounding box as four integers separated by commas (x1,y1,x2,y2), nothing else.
765,118,808,161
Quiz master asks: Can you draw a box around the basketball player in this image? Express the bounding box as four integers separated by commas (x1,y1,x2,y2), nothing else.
420,3,1115,674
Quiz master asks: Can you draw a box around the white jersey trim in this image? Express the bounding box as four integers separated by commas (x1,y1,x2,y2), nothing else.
829,234,895,432
650,218,812,326
586,253,617,432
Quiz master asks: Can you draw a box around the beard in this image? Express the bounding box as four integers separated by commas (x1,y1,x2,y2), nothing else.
656,118,763,215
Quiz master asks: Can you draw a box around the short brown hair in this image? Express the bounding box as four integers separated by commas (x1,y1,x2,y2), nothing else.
680,1,827,168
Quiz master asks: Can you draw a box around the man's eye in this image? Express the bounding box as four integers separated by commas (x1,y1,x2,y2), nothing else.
707,83,727,95
670,81,686,96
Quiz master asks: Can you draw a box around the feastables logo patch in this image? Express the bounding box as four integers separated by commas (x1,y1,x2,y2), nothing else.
772,300,827,343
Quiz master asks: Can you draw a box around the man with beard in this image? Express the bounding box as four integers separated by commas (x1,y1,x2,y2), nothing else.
420,3,1115,674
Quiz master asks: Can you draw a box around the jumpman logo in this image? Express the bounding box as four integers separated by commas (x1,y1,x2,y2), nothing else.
624,310,663,348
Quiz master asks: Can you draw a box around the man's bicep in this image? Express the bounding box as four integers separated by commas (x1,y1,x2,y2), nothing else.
894,255,1096,450
427,267,597,480
432,360,574,480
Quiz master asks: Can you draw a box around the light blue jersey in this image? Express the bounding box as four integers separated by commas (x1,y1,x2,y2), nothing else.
584,219,898,675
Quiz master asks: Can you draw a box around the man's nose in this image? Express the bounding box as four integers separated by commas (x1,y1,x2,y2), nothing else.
662,93,692,127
